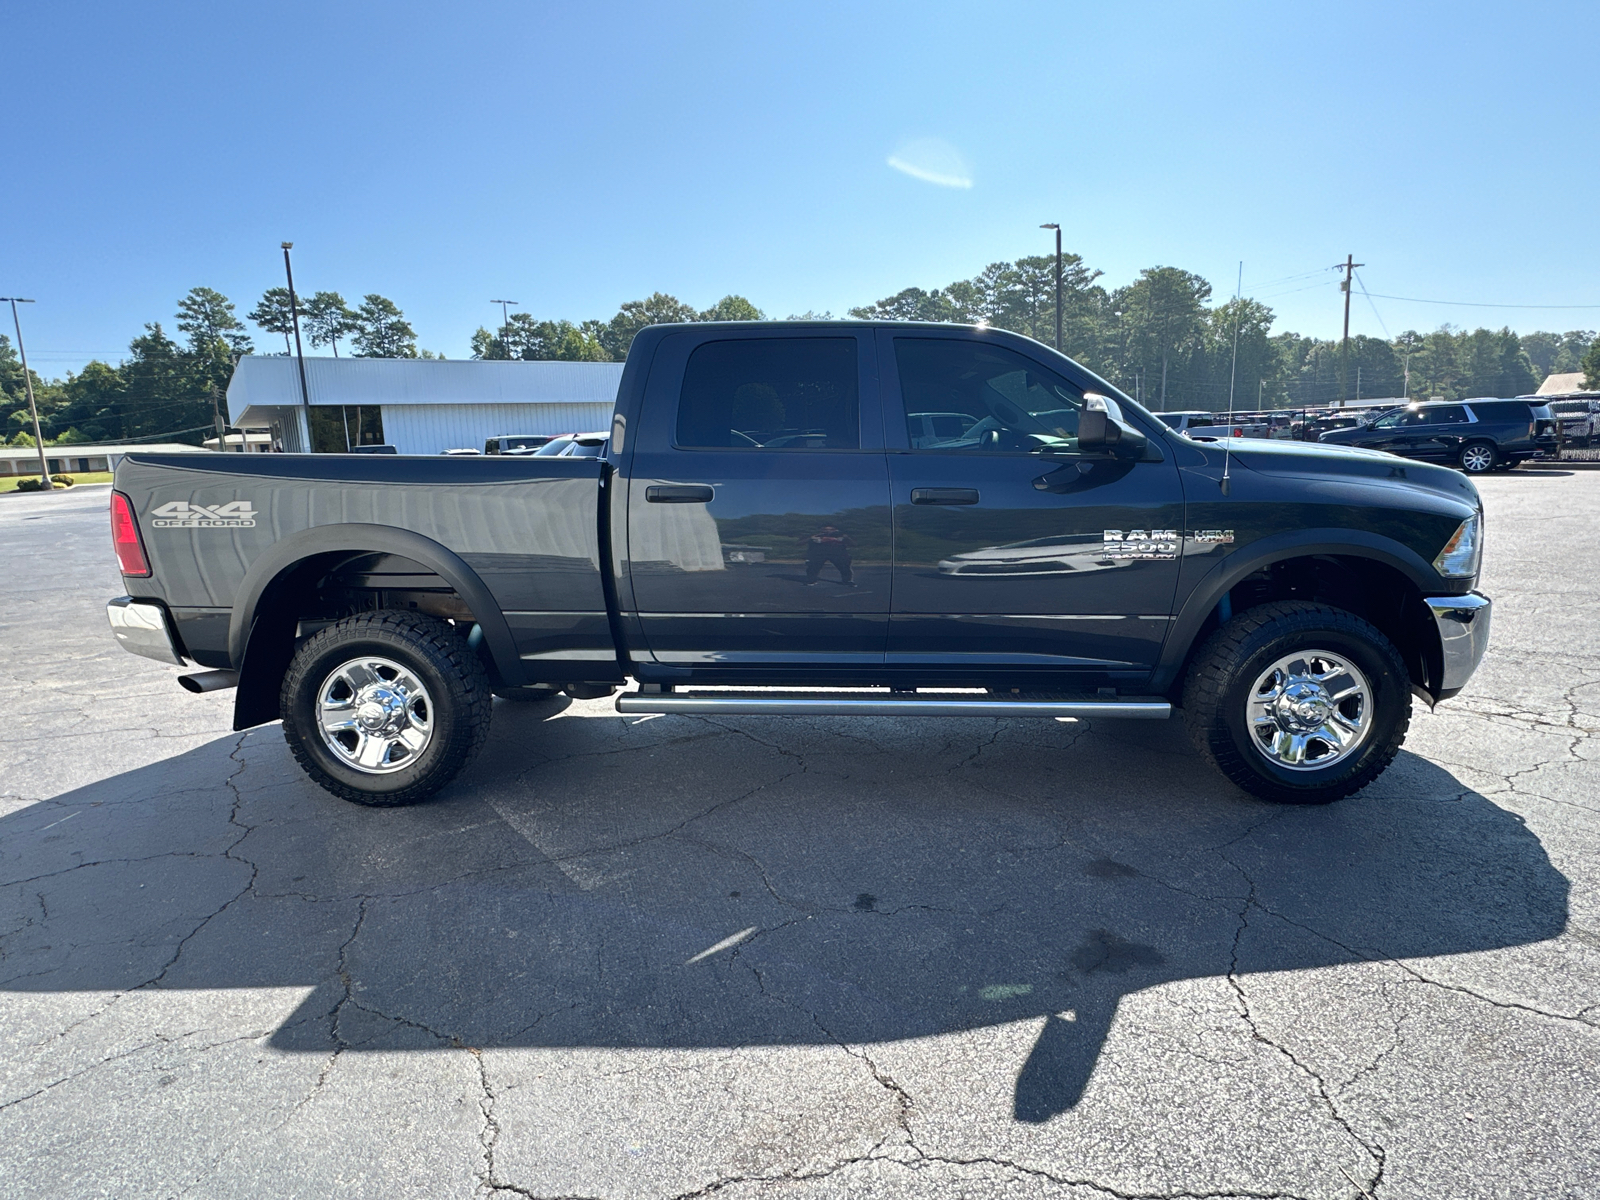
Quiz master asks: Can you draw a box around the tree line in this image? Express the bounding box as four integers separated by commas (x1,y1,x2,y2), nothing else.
2,286,430,446
845,256,1599,411
5,259,1599,447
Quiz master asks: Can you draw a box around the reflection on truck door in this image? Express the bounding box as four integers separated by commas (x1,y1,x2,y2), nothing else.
881,333,1185,675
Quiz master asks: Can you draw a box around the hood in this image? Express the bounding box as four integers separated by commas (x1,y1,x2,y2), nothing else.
1196,437,1482,510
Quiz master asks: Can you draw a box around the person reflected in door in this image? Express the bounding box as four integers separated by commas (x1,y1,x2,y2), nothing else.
802,525,854,585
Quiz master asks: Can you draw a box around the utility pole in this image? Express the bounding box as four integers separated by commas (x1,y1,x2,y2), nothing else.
2,298,51,488
1039,225,1062,351
281,244,313,449
1335,253,1364,404
491,300,518,356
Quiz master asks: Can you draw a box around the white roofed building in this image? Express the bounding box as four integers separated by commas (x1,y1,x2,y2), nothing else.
226,356,624,455
1534,372,1598,398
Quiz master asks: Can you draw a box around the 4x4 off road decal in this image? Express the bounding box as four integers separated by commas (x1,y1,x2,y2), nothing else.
150,500,258,529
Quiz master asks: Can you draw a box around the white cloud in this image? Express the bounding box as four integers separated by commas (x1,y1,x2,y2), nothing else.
886,137,973,189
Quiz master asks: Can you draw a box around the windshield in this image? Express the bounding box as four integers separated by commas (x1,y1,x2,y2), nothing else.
533,436,576,456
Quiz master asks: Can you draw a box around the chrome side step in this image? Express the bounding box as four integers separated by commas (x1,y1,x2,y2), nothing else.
615,690,1170,719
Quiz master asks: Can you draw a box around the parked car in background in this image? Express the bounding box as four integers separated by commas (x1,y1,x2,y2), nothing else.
441,448,482,456
1153,411,1272,439
558,434,609,458
485,434,557,455
533,433,609,457
1153,411,1215,435
1304,413,1372,442
1315,399,1557,473
1544,397,1600,449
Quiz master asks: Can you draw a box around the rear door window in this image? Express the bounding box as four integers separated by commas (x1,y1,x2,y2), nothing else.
1422,405,1469,424
676,338,859,449
1467,401,1528,421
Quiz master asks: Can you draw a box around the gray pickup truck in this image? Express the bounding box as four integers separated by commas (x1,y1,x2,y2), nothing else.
107,321,1491,807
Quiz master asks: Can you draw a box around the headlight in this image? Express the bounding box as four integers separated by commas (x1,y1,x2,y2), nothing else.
1433,513,1482,579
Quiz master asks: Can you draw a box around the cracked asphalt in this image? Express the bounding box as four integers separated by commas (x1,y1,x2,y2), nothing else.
2,474,1597,1199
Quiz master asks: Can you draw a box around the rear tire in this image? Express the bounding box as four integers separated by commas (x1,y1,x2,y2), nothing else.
1459,441,1498,474
281,611,492,806
1182,602,1410,805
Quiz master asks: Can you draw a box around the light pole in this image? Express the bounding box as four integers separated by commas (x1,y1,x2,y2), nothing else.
1039,224,1062,352
281,243,313,448
2,297,51,488
490,300,517,355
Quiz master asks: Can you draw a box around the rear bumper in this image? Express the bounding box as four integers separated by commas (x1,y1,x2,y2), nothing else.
106,596,185,666
1424,591,1491,695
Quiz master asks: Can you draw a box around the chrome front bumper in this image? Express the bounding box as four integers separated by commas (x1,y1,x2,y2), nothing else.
1424,591,1491,694
106,596,185,666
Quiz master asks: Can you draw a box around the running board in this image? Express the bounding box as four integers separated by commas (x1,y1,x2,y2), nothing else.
615,691,1170,719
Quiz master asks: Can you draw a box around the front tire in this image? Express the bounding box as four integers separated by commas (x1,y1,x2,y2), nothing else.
1182,602,1410,805
281,611,492,806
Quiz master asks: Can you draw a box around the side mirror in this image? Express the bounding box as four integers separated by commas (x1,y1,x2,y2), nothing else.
1078,395,1148,459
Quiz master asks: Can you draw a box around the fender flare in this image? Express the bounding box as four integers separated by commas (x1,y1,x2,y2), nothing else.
228,524,523,729
1151,527,1447,694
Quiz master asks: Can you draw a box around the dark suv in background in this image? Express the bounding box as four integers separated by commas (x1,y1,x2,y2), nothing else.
1315,398,1556,473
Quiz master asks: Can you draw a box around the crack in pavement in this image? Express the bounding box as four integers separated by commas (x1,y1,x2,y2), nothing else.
1220,859,1387,1199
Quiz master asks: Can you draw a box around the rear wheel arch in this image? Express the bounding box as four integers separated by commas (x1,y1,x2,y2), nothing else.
228,524,523,730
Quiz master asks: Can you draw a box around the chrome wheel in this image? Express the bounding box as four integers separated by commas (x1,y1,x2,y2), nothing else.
1460,443,1496,473
316,656,434,774
1246,650,1372,771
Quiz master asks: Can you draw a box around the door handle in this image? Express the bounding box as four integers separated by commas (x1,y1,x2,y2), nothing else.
911,487,979,505
646,484,714,503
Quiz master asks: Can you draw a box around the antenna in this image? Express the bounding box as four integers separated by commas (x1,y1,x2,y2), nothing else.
1220,261,1242,496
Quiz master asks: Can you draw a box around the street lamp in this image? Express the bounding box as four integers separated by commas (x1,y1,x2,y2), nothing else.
1039,223,1062,352
1,297,51,488
280,245,313,451
490,300,517,356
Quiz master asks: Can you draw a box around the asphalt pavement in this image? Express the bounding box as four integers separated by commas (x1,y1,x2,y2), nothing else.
1,474,1596,1199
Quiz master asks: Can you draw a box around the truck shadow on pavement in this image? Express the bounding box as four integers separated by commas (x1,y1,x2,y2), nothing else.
0,704,1568,1123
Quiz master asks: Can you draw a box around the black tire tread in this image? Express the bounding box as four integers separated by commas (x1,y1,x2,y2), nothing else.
281,610,492,806
1182,601,1410,805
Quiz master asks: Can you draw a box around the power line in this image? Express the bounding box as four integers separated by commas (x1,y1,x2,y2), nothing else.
1244,266,1342,290
1361,291,1600,310
1251,280,1341,301
1352,272,1390,339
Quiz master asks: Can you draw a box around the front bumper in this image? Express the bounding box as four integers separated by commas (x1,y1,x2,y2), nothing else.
106,596,185,666
1424,591,1491,695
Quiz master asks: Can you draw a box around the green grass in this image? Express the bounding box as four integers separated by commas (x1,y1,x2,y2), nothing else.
0,471,114,493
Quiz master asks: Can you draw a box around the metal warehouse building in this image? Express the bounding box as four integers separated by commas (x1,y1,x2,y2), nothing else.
226,356,623,455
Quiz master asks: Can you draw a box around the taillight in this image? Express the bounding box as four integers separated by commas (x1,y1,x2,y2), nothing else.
1233,427,1243,437
110,491,150,577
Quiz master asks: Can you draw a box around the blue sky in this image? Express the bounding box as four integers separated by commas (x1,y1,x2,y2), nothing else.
3,1,1596,374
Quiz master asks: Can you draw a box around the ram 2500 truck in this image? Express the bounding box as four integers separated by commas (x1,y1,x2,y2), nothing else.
105,321,1491,807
